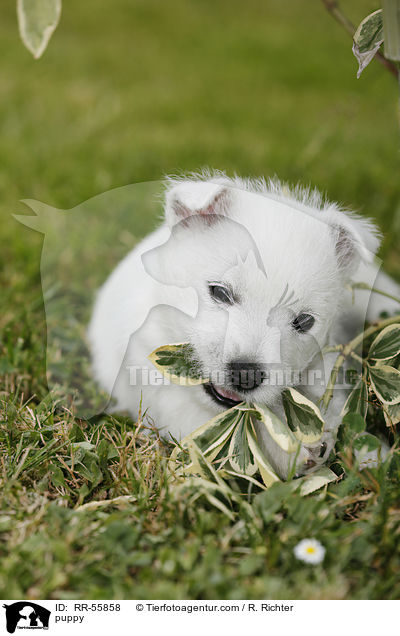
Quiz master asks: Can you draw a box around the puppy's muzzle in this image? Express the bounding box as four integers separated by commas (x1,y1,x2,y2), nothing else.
227,361,265,391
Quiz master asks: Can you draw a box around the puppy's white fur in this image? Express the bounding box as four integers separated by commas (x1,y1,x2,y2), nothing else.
88,173,399,478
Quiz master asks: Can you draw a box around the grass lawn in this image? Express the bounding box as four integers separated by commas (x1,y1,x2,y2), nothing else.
1,0,400,599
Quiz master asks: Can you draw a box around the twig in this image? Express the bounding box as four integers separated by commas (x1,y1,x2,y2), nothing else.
350,281,400,305
349,351,364,365
321,0,398,78
322,313,400,409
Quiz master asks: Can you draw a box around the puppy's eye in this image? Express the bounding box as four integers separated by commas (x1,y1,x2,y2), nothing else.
292,313,315,333
208,284,234,305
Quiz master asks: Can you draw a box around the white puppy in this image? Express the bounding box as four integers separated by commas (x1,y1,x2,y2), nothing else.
88,173,399,478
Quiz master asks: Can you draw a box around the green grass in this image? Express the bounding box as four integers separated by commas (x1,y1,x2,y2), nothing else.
1,0,400,599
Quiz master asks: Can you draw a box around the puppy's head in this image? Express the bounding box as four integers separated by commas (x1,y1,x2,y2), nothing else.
150,176,381,408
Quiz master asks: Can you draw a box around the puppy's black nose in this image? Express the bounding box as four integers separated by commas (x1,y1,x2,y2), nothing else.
227,361,264,391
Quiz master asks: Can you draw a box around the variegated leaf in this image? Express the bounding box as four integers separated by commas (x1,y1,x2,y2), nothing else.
169,406,240,473
17,0,62,59
282,388,325,444
186,439,225,483
384,401,400,427
246,427,281,488
222,469,267,489
212,435,233,471
251,404,299,453
148,342,208,385
352,10,383,78
228,415,257,475
341,376,369,419
180,474,235,519
187,406,240,455
369,364,400,405
368,324,400,361
299,467,338,496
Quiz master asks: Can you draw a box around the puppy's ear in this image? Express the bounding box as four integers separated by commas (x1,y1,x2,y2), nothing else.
165,181,231,227
327,209,381,276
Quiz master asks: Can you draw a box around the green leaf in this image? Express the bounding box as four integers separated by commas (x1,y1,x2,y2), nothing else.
368,324,400,361
78,483,90,503
352,10,383,78
353,433,381,453
49,463,65,488
17,0,62,59
341,376,368,419
228,415,257,475
250,404,299,453
148,342,208,385
85,457,103,487
71,441,95,452
369,364,400,405
342,412,366,435
282,388,325,444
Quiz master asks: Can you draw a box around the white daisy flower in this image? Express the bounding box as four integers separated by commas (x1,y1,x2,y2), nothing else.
294,538,325,564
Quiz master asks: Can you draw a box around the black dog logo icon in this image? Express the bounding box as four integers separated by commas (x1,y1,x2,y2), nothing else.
3,602,50,633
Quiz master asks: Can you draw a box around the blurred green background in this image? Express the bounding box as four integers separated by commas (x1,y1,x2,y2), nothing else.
1,0,400,600
1,0,400,277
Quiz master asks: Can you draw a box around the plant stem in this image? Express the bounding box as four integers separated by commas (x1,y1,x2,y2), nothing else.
350,351,364,365
321,0,398,78
322,313,400,409
350,281,400,305
398,62,400,132
322,344,343,354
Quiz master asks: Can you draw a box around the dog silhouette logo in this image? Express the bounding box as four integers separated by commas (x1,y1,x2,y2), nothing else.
2,602,51,633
